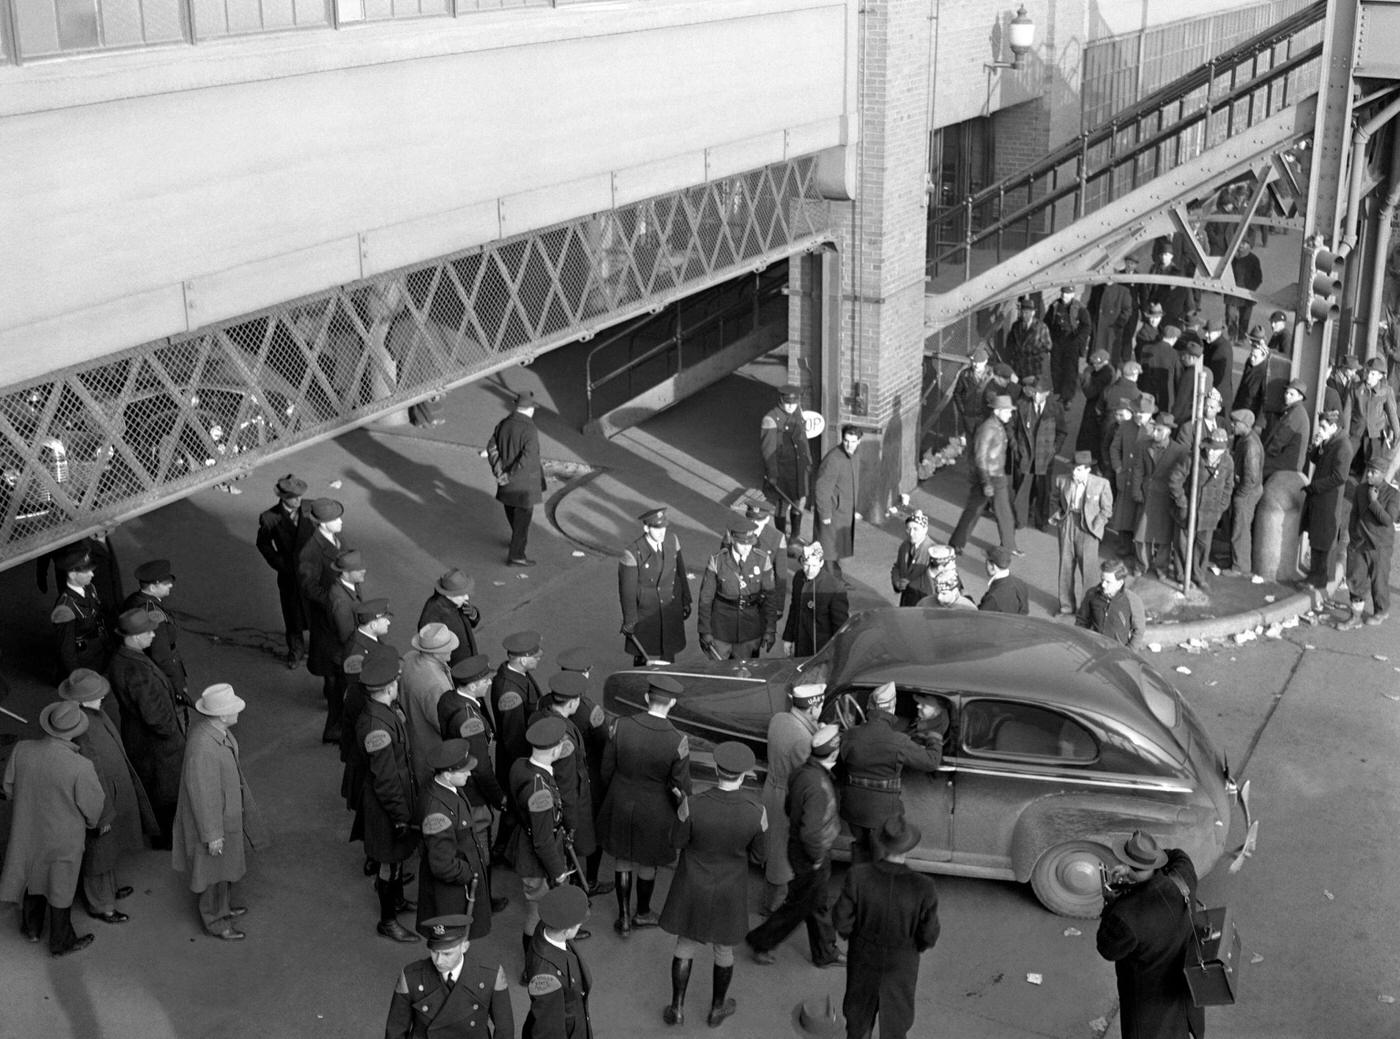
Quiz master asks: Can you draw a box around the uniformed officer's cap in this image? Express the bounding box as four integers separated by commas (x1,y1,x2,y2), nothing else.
429,739,476,774
310,498,344,522
361,646,401,689
548,671,587,702
420,914,472,949
713,741,755,778
1270,310,1288,323
58,547,94,574
503,630,541,657
987,546,1012,570
353,597,392,623
810,724,841,758
333,548,366,573
557,647,591,673
526,715,567,749
117,608,159,636
789,682,826,704
539,884,589,930
451,654,492,684
727,518,758,544
645,675,683,703
275,473,308,499
779,383,803,403
135,559,175,584
638,506,668,526
744,499,775,519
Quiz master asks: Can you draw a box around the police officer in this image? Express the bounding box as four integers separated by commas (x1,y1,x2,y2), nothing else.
122,558,188,698
658,741,767,1028
697,518,776,660
341,597,393,788
50,547,111,681
417,740,491,942
618,506,691,665
745,499,789,623
554,649,613,897
838,682,942,862
255,473,313,668
760,382,813,538
490,631,543,863
528,673,598,922
761,682,824,916
524,885,593,1039
297,497,346,694
509,716,573,976
386,914,513,1039
319,548,366,744
597,675,691,936
354,649,419,943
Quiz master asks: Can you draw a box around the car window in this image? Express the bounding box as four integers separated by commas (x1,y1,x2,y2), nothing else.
821,685,954,751
961,700,1097,764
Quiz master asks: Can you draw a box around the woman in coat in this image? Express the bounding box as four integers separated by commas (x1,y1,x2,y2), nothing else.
784,542,850,657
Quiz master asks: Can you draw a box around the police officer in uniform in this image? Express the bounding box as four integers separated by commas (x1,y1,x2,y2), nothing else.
760,382,813,538
597,675,691,936
745,499,789,624
509,716,573,977
255,473,313,667
617,506,691,665
354,649,420,943
386,913,513,1039
51,548,112,681
524,885,594,1039
697,518,777,660
554,649,613,897
658,741,767,1028
417,740,491,942
319,548,366,745
341,598,394,806
490,631,543,862
838,682,942,862
528,673,598,923
122,558,188,698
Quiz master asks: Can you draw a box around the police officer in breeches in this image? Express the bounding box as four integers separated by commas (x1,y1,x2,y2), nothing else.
697,519,776,660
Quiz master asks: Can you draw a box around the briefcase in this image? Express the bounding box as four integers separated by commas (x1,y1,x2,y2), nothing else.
1184,905,1242,1007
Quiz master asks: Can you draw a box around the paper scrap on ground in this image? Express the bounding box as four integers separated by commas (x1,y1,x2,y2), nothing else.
328,480,342,489
1025,973,1042,985
1147,643,1162,653
1063,927,1081,937
1375,654,1389,662
1264,595,1276,603
1250,954,1264,964
1380,995,1396,1004
1323,890,1335,901
571,551,586,557
1175,666,1191,675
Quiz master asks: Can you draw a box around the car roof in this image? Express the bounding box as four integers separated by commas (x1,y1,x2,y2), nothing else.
825,608,1158,718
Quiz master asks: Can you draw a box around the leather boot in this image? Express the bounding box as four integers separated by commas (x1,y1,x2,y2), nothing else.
520,932,533,985
613,871,633,936
374,881,416,942
708,964,737,1027
633,876,659,928
585,850,614,895
663,956,691,1025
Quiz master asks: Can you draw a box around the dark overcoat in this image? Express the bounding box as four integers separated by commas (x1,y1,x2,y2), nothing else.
979,574,1030,615
837,709,941,830
255,499,313,636
417,592,481,665
1304,434,1356,555
617,532,690,659
437,691,504,808
597,713,690,867
658,786,766,945
759,405,813,504
523,931,592,1039
356,699,418,864
107,644,187,812
782,565,849,656
526,707,596,856
813,445,859,559
122,589,188,694
488,411,545,508
416,780,491,940
298,530,342,678
490,665,542,798
386,957,512,1039
76,703,157,873
507,760,567,881
308,578,358,679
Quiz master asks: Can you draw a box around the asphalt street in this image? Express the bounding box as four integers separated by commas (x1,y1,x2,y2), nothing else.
0,345,1397,1039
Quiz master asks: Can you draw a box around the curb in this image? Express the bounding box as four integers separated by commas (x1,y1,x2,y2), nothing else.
1144,591,1312,645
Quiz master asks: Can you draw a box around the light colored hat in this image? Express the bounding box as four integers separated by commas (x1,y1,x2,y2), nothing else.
810,724,841,757
412,622,460,655
790,682,826,703
39,701,89,740
871,682,897,708
195,683,247,717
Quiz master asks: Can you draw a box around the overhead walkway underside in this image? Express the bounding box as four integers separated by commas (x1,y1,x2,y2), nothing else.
925,0,1327,333
0,158,830,568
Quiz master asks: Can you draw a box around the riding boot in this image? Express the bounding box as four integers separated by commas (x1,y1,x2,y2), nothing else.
708,964,737,1027
633,876,659,927
613,871,633,936
585,849,614,895
663,956,691,1025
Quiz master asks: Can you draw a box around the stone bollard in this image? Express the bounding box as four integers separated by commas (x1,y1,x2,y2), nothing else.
1253,470,1307,581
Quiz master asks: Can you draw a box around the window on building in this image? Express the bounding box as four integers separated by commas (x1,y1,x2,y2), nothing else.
9,0,186,58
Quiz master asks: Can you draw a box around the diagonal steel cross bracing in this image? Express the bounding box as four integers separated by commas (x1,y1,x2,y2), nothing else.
925,97,1318,331
0,158,830,569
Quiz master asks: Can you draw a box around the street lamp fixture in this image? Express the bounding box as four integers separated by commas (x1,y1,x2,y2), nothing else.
987,6,1035,71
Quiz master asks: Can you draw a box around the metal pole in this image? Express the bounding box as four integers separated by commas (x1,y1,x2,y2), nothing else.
1183,364,1204,594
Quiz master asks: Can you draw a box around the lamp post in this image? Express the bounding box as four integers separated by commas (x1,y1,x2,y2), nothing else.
987,5,1035,71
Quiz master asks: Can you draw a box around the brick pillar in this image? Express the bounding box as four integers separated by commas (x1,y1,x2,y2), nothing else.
823,0,930,519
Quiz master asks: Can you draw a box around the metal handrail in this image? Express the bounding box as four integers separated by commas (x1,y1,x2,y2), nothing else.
928,0,1327,277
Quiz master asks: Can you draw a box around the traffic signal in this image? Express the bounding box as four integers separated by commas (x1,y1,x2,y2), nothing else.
1305,241,1343,325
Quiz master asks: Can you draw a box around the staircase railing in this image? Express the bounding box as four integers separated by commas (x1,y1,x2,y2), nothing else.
926,0,1327,282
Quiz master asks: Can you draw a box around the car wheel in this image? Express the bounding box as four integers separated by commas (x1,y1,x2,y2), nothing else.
1030,841,1111,918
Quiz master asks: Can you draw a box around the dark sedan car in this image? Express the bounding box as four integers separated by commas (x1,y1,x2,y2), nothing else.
603,608,1245,917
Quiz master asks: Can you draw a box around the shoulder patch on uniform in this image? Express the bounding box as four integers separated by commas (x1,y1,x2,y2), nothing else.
395,971,409,995
676,734,689,758
422,812,452,835
493,966,508,990
676,795,689,822
557,737,575,759
759,805,769,831
498,691,523,711
589,705,605,728
526,789,553,812
460,717,485,738
528,974,563,996
620,549,637,566
343,653,365,675
364,729,392,753
50,604,76,624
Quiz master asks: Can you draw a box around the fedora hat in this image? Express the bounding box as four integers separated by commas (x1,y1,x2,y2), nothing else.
40,701,89,740
333,549,366,573
874,815,922,859
412,622,459,655
195,683,247,717
275,473,308,499
435,569,474,597
1113,830,1167,870
58,668,110,704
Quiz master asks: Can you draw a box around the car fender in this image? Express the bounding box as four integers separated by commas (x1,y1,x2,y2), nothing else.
1009,791,1190,881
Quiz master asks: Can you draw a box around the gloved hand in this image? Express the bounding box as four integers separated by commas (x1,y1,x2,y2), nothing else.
760,634,776,654
620,622,635,635
699,634,716,655
682,604,692,620
783,641,795,656
983,484,996,499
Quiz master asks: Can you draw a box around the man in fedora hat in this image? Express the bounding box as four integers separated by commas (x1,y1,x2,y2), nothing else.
1133,414,1187,579
312,547,365,744
1050,450,1115,614
418,569,481,666
487,389,546,567
658,740,766,1028
1097,830,1203,1039
0,701,104,956
1012,376,1067,530
172,683,267,941
256,473,314,667
1232,331,1271,426
1168,428,1235,591
1262,380,1312,478
62,669,157,925
402,623,460,789
107,606,187,848
833,815,941,1039
760,382,814,538
1339,453,1400,630
1302,408,1355,612
618,505,691,665
1046,284,1093,405
524,884,594,1039
386,914,513,1039
49,546,112,681
597,676,691,937
1348,356,1400,476
416,740,491,944
297,497,346,636
760,681,824,917
123,558,188,697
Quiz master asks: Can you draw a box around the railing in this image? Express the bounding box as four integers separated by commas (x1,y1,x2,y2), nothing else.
584,267,789,423
926,0,1327,281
